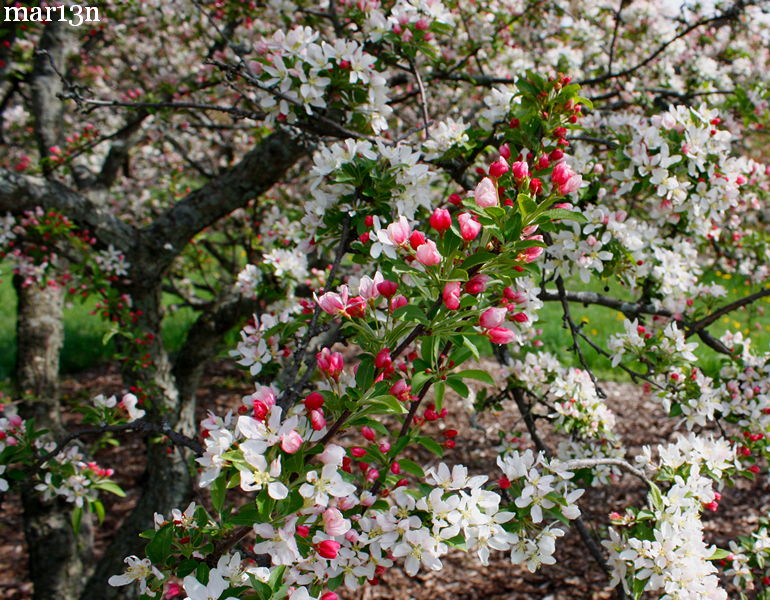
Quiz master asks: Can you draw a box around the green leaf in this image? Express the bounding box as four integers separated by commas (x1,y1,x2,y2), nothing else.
93,481,126,497
71,506,83,534
177,559,200,578
356,355,375,389
461,250,495,271
708,548,731,561
462,336,481,360
411,370,433,393
268,565,286,590
517,193,537,217
398,458,426,478
632,577,647,599
146,523,174,565
648,482,664,511
434,381,445,413
445,377,469,398
210,473,227,514
417,436,444,457
93,499,106,524
368,394,408,414
537,208,586,223
392,304,429,324
455,369,495,385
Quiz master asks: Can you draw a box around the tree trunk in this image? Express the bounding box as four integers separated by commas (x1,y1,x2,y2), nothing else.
15,279,93,600
80,281,194,600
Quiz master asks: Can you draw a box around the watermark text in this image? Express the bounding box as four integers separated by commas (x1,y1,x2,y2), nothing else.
4,4,100,27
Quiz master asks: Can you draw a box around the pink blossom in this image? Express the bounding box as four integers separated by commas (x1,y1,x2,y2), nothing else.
323,507,351,536
429,208,452,234
511,161,529,179
281,430,303,453
415,240,442,266
316,348,344,380
358,272,384,300
457,213,481,242
317,540,341,559
315,286,350,315
551,162,582,195
385,216,411,246
479,307,507,329
474,177,498,207
465,274,489,295
486,327,517,344
442,281,462,310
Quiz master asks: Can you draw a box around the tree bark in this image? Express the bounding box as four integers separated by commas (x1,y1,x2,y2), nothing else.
80,281,193,600
15,19,96,600
15,279,94,600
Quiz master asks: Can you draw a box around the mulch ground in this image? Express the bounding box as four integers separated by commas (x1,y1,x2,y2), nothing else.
0,360,766,599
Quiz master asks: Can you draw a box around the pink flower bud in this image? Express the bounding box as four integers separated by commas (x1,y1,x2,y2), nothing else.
457,213,481,242
361,426,376,441
480,307,507,329
442,281,462,310
390,295,408,312
317,540,341,559
489,157,509,178
377,280,398,298
486,327,517,344
415,240,442,266
503,286,527,303
280,430,303,453
323,508,351,536
429,208,452,234
296,525,310,538
379,441,391,453
409,230,426,250
511,160,529,180
304,392,325,411
465,274,489,295
310,409,326,431
374,348,392,370
474,177,498,208
317,348,344,380
552,162,582,195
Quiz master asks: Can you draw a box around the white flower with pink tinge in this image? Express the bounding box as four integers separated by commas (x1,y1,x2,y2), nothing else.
237,406,301,455
239,453,288,500
108,555,162,596
392,528,446,576
299,463,356,506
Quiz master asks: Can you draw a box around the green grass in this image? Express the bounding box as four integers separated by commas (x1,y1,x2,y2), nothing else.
536,274,770,380
0,264,767,383
0,273,199,381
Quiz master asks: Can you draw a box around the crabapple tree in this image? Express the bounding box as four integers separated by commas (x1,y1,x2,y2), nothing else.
1,1,770,600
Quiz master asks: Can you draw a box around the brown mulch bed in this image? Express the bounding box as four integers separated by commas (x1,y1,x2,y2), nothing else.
0,361,766,599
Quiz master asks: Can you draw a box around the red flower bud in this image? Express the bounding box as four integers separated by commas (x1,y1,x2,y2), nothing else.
304,393,325,410
377,280,398,298
375,348,392,370
317,540,341,559
429,208,452,234
409,230,426,250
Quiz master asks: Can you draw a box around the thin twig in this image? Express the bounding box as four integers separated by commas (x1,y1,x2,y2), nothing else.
34,419,203,469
